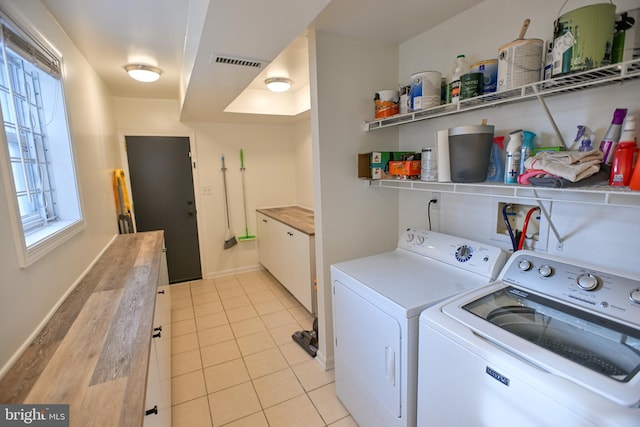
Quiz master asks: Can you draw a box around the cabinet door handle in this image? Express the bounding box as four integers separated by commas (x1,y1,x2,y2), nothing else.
145,405,158,416
287,232,293,236
262,219,268,223
152,331,162,339
154,326,162,332
157,290,165,294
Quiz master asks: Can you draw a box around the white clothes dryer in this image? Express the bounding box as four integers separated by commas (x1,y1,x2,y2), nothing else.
330,228,506,427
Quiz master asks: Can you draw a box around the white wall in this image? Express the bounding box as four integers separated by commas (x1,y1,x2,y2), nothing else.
311,30,399,368
0,0,120,375
293,118,314,209
397,0,640,275
113,97,313,278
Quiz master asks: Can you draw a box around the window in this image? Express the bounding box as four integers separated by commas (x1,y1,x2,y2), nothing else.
0,13,83,266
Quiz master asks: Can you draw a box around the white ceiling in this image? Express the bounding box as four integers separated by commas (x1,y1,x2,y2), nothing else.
40,0,485,124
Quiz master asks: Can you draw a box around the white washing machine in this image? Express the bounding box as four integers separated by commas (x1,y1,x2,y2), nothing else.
330,228,506,427
417,250,640,427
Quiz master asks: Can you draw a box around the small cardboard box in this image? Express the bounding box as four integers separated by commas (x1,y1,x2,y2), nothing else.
358,151,416,179
388,160,421,177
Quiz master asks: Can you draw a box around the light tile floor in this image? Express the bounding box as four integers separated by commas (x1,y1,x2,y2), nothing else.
170,270,359,427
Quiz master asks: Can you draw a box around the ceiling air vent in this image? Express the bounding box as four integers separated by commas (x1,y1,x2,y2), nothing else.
210,54,269,69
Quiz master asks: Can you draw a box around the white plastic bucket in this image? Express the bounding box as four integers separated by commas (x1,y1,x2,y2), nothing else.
497,39,543,91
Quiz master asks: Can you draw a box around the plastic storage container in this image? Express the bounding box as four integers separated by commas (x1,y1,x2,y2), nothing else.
448,124,495,182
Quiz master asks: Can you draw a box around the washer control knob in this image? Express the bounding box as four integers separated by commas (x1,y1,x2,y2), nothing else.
576,273,599,291
518,259,532,271
630,289,640,305
455,245,473,262
538,265,553,277
416,235,425,245
406,233,414,242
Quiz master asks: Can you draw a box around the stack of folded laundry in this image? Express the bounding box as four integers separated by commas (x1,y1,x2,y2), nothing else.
518,150,607,188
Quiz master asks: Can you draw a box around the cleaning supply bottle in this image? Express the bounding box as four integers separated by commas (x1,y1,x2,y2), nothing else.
599,108,627,164
519,130,536,175
487,136,505,182
570,125,587,151
610,115,638,187
579,128,594,152
504,130,523,184
446,54,470,105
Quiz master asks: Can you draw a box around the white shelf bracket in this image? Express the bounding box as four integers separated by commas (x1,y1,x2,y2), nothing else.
532,85,567,149
533,190,563,249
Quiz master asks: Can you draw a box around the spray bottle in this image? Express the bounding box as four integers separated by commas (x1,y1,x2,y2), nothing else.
504,130,523,184
599,108,628,164
570,125,587,151
520,130,536,175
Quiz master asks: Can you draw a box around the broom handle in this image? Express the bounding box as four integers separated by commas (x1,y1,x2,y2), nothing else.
240,149,249,234
222,156,231,228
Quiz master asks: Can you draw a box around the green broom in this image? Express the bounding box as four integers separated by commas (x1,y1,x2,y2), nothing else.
237,149,256,241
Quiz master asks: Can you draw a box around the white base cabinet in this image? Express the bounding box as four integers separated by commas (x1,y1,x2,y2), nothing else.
143,285,171,427
257,212,316,314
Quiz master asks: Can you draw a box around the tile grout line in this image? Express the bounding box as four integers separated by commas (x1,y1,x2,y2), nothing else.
171,274,339,427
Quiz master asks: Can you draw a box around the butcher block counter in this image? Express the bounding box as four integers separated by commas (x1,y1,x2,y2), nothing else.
256,206,314,235
0,231,166,427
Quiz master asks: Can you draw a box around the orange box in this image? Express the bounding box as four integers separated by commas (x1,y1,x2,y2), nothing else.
388,160,421,177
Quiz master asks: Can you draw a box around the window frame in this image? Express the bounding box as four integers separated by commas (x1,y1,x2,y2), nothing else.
0,10,84,267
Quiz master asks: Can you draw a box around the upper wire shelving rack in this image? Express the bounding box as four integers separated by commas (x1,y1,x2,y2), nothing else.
363,58,640,131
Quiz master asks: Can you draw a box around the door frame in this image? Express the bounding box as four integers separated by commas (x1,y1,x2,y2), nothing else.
118,130,207,280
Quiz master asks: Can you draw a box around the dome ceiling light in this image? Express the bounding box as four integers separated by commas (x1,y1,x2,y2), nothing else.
124,64,163,82
265,77,292,92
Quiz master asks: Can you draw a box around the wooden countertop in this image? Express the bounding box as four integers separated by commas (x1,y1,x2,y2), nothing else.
0,231,164,427
256,206,315,235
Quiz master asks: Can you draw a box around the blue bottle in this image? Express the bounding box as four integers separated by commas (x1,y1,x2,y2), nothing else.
486,136,505,182
519,130,536,175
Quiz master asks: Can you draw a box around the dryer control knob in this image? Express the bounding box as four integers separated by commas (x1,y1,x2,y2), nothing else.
406,233,414,242
538,265,553,277
517,259,532,271
455,245,473,262
630,289,640,305
416,235,425,245
576,273,599,291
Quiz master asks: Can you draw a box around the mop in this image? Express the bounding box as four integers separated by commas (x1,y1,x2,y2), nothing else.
238,149,256,241
221,156,237,249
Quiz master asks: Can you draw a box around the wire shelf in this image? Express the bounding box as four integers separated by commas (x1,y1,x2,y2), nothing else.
364,58,640,131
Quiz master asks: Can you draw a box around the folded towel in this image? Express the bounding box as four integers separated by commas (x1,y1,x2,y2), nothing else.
524,150,603,182
527,168,610,188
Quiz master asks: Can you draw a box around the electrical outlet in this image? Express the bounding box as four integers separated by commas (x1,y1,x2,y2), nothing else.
430,192,440,210
492,201,549,251
201,186,213,196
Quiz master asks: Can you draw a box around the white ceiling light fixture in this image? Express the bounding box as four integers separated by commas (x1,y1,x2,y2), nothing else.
265,77,292,92
124,64,163,82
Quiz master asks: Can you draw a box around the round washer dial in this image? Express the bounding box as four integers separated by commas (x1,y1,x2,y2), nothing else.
455,245,473,262
576,273,599,291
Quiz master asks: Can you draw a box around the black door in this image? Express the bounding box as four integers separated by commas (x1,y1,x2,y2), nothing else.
125,135,202,283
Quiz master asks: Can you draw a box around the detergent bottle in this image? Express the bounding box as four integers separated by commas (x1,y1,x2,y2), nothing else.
504,130,523,184
610,115,638,187
487,136,505,182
